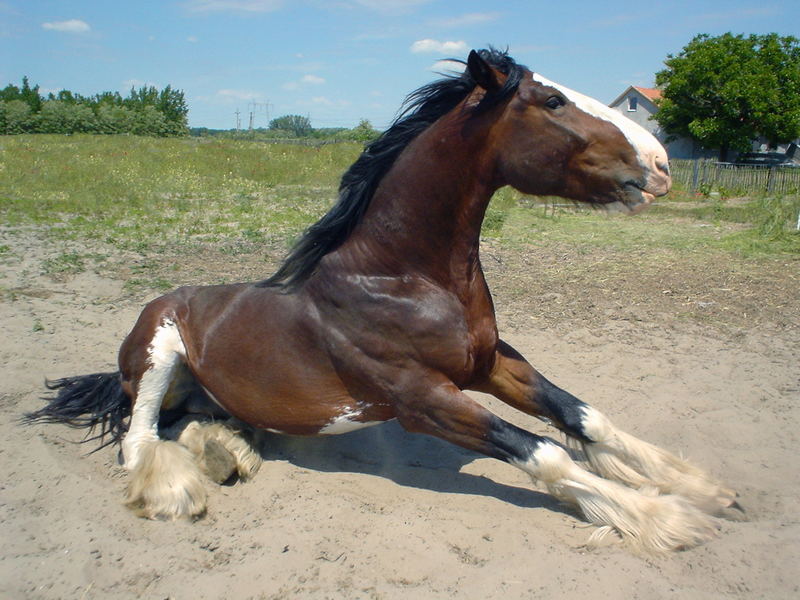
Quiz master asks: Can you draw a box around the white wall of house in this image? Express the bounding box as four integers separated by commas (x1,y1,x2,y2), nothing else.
609,86,715,160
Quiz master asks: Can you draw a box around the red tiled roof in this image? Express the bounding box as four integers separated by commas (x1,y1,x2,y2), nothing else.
634,87,662,101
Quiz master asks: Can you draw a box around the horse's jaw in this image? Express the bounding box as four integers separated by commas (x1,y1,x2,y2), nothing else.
605,188,659,215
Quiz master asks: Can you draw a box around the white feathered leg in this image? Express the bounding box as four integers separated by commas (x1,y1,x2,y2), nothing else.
121,319,207,520
576,407,738,515
514,442,719,553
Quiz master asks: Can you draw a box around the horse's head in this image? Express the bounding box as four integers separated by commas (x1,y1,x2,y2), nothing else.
467,50,670,213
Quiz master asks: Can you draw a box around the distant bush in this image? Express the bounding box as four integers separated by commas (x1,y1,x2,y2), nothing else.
191,117,381,144
0,77,189,136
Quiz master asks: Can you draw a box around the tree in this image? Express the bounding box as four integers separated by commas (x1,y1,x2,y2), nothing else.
269,114,312,137
655,33,800,161
37,100,97,134
346,119,380,142
0,77,43,112
0,100,34,134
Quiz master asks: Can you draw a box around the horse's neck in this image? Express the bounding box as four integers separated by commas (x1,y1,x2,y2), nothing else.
347,117,496,296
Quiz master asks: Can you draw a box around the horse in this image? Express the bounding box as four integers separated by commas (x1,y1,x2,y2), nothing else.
27,49,738,553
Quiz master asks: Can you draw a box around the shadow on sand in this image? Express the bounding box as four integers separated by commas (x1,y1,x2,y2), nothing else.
253,420,572,516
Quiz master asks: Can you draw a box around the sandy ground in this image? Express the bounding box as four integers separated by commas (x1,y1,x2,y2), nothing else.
2,228,799,599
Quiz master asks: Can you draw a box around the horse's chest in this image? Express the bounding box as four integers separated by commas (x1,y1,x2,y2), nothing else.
321,284,496,386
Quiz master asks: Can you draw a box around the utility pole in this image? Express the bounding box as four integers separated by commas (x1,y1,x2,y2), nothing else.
248,101,269,130
234,109,241,131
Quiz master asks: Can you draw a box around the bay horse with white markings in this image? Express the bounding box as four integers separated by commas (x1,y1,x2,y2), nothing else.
28,49,738,553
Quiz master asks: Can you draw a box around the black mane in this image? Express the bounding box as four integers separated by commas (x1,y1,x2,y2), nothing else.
258,48,525,290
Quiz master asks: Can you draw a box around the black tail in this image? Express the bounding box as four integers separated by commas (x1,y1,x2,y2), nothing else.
24,372,131,450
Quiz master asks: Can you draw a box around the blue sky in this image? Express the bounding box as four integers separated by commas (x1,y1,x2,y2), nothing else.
2,1,798,130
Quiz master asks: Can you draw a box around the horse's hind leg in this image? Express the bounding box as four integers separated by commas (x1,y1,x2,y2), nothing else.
165,416,263,483
119,312,207,520
473,340,738,515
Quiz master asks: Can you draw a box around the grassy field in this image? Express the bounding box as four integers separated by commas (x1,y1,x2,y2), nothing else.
2,134,799,252
1,135,798,315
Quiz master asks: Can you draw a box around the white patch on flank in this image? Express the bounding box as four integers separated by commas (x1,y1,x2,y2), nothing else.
122,319,186,469
531,73,667,169
319,406,383,435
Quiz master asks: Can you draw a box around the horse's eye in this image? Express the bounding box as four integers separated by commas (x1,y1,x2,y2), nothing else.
545,96,565,109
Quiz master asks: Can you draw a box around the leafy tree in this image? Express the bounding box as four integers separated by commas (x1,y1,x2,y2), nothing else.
655,33,800,161
269,114,313,137
0,100,35,134
346,119,380,142
0,77,42,112
0,77,189,137
130,105,169,136
96,104,135,134
37,100,97,134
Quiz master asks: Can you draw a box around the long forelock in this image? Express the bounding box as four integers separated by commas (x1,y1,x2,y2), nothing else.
258,48,525,291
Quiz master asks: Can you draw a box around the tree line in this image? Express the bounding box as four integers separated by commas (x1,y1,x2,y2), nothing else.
191,115,381,143
0,77,189,136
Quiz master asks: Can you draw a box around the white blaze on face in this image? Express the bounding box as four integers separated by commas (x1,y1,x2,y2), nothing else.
531,73,670,192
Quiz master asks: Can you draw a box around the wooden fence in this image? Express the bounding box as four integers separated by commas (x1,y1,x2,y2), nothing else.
669,159,800,195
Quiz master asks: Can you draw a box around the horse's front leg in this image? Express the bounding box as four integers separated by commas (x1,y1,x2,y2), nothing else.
471,340,738,516
393,373,717,552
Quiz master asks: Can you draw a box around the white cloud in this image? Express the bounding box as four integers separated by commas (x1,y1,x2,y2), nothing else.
283,74,325,90
185,0,283,13
216,89,263,101
41,19,90,34
430,59,466,74
299,96,351,108
353,0,432,15
410,39,468,54
122,78,159,90
187,36,199,43
430,12,500,28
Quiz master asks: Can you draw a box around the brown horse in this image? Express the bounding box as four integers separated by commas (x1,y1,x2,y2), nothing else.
28,49,737,553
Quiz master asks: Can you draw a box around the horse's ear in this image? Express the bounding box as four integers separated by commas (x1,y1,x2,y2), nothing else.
467,50,501,92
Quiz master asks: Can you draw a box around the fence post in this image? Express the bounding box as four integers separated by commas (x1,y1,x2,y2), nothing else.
691,158,700,192
766,166,775,194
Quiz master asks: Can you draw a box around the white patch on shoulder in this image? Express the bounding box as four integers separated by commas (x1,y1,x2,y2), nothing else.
319,406,383,435
531,72,667,167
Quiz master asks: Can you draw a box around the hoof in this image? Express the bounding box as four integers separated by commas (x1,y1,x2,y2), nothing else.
124,440,207,520
200,438,238,484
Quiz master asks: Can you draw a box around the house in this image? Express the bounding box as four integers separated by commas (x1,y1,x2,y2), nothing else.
609,85,799,161
609,85,711,159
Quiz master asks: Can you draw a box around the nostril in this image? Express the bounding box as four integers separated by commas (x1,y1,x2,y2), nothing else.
656,161,670,177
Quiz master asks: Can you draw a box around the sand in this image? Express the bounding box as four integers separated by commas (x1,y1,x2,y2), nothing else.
2,228,799,599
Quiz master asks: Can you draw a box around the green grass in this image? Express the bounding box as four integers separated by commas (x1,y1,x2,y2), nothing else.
1,134,798,259
0,134,361,250
486,188,800,257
